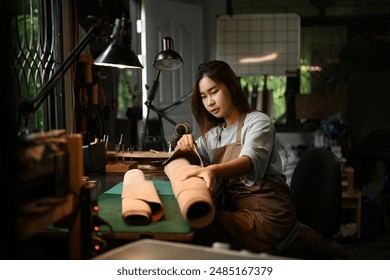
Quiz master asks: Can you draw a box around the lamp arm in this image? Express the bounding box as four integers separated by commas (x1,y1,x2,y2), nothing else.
147,103,177,126
141,70,160,150
145,70,161,103
19,16,103,119
32,19,102,112
141,71,191,150
160,89,192,114
141,101,177,151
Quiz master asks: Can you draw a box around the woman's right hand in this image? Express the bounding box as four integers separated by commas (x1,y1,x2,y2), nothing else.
176,134,196,151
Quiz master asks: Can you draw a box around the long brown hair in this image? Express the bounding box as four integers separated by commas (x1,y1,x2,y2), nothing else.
191,60,251,136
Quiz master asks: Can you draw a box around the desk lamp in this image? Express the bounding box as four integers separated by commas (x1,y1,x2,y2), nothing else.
141,37,184,151
18,15,143,134
94,16,143,69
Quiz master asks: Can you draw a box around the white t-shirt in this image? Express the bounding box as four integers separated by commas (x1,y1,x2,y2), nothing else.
195,111,288,187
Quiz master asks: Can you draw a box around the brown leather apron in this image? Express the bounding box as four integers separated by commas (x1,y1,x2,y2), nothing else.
195,114,297,252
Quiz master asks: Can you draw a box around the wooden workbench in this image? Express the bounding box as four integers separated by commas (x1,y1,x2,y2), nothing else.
106,150,171,178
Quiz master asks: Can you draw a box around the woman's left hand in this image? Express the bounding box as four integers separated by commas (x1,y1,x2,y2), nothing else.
181,166,217,191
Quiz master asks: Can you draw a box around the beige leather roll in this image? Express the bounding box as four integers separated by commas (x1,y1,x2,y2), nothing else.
122,169,164,225
164,148,215,228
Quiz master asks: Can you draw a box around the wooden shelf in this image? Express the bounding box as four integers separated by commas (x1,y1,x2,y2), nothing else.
16,193,76,241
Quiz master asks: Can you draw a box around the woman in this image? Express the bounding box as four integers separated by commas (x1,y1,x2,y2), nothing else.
176,60,298,253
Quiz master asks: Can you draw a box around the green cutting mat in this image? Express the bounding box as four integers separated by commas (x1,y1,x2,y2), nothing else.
98,180,191,234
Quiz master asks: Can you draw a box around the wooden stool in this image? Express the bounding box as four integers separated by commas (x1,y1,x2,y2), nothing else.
341,167,362,239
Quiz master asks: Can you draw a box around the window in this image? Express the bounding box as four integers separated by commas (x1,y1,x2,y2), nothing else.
216,13,301,125
12,0,64,133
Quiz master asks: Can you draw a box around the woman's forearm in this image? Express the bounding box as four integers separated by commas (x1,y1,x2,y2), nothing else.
208,155,253,179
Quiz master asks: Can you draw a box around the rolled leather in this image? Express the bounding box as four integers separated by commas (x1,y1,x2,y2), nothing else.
121,169,164,225
164,148,215,228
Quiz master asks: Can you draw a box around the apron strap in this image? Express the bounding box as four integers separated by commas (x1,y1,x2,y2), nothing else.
235,113,246,144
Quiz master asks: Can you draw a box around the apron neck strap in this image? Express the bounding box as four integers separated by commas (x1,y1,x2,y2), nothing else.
235,113,246,144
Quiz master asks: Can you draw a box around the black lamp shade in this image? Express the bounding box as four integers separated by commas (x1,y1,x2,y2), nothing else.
153,37,183,71
94,17,143,69
94,43,143,69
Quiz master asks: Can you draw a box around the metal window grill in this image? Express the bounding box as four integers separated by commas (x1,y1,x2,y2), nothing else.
12,0,63,132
